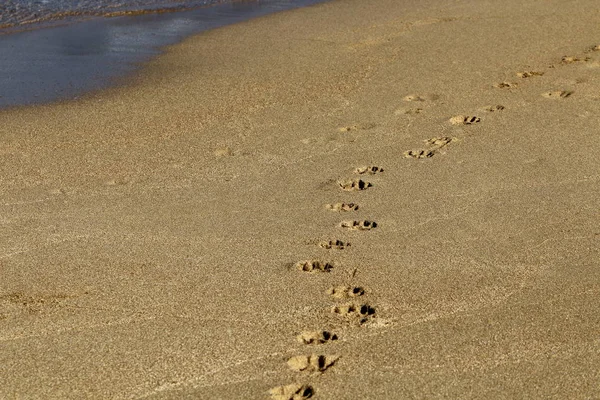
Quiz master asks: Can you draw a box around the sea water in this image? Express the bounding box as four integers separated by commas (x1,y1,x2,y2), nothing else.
1,0,224,31
0,0,327,108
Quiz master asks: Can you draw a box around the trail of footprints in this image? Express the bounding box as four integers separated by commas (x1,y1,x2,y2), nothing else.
270,43,599,398
270,165,381,399
401,44,600,160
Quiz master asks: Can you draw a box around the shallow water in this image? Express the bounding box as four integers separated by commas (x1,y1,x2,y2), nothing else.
1,0,218,31
0,0,328,109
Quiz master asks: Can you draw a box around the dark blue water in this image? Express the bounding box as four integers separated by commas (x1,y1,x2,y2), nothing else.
0,0,328,109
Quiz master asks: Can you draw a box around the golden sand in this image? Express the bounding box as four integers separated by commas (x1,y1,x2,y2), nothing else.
1,0,600,398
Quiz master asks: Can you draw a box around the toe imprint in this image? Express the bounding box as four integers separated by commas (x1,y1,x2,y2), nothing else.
425,136,453,148
340,220,377,231
287,354,339,374
297,330,338,345
269,384,314,400
338,179,371,191
354,166,384,175
493,82,518,89
403,149,436,159
542,90,572,99
449,115,481,125
516,71,544,78
483,105,505,112
296,260,333,273
319,239,350,250
332,303,376,324
328,285,365,299
325,202,359,212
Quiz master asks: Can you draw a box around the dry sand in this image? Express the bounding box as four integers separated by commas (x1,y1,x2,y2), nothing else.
1,0,600,398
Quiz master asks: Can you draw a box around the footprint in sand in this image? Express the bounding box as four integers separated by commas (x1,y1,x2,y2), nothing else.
354,166,384,175
319,239,351,250
482,104,505,112
395,107,424,115
338,179,372,191
403,93,439,102
328,285,365,299
493,81,518,89
297,330,339,345
403,149,436,159
425,136,454,148
516,71,544,78
340,220,377,231
296,260,334,273
542,90,573,99
338,123,377,132
269,384,314,400
332,303,376,324
214,147,234,157
561,56,590,64
449,115,481,125
287,354,339,374
325,202,359,212
396,94,439,114
0,292,75,316
403,94,426,102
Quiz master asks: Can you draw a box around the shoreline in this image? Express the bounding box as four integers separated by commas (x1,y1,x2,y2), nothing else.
2,0,600,398
0,0,329,110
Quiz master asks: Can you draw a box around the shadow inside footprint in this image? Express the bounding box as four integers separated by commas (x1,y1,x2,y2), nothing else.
297,330,339,345
403,149,436,159
354,166,384,175
340,220,377,231
325,203,359,212
287,354,339,374
332,303,376,324
328,285,365,299
449,115,481,125
296,260,334,273
269,383,314,400
338,179,371,191
542,90,573,99
319,240,350,250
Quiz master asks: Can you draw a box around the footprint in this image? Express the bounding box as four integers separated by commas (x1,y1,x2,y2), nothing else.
449,115,481,125
403,149,436,159
287,354,339,374
482,104,505,112
403,93,439,102
403,94,426,102
325,203,359,212
338,123,376,132
0,292,73,315
269,384,314,400
340,220,377,231
425,136,453,148
338,179,371,191
395,107,424,115
542,90,573,99
297,330,339,345
332,303,376,324
319,240,350,250
328,285,365,299
516,71,544,78
354,166,384,175
561,56,589,64
296,260,334,273
214,147,234,157
493,82,518,89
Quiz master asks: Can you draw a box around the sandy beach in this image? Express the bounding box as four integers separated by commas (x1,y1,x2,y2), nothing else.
1,0,600,398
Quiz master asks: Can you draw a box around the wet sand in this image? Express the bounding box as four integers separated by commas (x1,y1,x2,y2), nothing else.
1,0,600,398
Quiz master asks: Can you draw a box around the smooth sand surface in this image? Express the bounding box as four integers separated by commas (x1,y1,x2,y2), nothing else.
1,0,600,398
